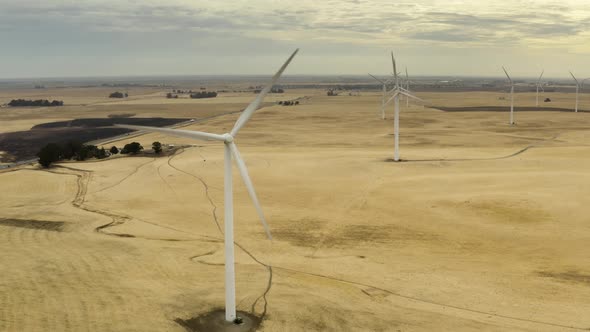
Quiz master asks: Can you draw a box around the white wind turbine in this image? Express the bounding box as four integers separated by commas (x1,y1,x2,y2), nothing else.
385,52,423,162
502,66,515,125
570,71,580,112
368,73,393,120
536,70,544,108
115,49,299,323
405,67,411,107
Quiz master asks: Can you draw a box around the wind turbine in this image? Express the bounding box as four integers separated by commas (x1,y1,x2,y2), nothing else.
385,52,423,162
536,70,544,107
570,71,580,112
502,66,515,125
368,73,393,120
115,49,299,323
405,67,410,107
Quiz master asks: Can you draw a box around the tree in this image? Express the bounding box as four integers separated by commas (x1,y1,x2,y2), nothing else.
121,142,143,154
61,140,83,160
110,146,119,154
96,147,108,159
37,143,62,168
109,92,125,98
8,99,63,107
152,141,162,154
190,91,218,99
76,145,97,161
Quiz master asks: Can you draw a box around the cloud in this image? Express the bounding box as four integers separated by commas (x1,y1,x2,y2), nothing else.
0,0,589,77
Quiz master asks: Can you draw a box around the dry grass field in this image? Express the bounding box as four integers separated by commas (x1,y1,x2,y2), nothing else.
1,88,589,331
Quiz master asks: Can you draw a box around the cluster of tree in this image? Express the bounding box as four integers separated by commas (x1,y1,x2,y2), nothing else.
36,139,167,167
326,90,339,96
37,141,109,167
172,89,194,94
109,91,129,98
152,141,162,154
166,93,179,99
278,100,299,106
120,142,143,154
190,91,218,99
8,99,63,107
253,88,285,94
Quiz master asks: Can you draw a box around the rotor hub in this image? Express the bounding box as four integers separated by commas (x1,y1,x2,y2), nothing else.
223,133,234,143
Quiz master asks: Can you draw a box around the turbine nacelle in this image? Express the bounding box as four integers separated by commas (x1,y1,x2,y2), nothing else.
223,133,234,143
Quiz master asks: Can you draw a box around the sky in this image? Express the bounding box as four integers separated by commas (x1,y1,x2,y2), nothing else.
1,0,589,79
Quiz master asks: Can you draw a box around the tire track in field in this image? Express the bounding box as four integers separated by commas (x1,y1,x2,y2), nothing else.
44,165,209,241
269,265,589,331
404,133,561,163
91,157,155,194
167,148,222,234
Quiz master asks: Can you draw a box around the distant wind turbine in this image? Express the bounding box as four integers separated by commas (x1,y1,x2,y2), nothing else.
536,70,544,108
385,52,423,162
369,73,393,120
116,49,299,324
405,67,410,107
502,66,515,125
570,71,580,113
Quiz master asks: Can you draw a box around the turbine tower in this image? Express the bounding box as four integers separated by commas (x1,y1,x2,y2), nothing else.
385,52,422,162
502,66,515,125
570,71,580,113
536,70,544,108
115,49,299,323
368,73,393,120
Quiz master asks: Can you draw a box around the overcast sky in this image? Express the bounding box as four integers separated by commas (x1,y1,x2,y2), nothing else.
1,0,589,79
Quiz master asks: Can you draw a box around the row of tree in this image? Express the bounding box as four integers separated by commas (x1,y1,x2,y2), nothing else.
190,91,218,99
278,100,299,106
37,141,164,168
8,99,64,107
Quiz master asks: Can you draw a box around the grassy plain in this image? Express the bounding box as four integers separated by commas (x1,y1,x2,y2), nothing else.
1,87,589,331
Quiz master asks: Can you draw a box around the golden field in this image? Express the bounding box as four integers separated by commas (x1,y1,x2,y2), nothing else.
1,87,589,331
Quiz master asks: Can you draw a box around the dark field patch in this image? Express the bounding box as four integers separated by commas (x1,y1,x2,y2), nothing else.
108,113,136,118
272,218,437,248
32,117,187,129
0,117,188,162
0,218,65,232
175,309,261,332
432,106,588,113
537,271,590,286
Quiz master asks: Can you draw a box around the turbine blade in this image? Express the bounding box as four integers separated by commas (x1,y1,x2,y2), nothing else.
230,49,299,137
570,71,579,85
391,52,398,86
229,142,272,240
368,73,385,84
399,90,424,103
537,69,544,84
405,67,409,79
386,91,400,105
114,124,225,141
502,66,512,84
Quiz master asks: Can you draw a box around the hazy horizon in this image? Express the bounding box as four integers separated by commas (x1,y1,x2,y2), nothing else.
1,0,589,79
